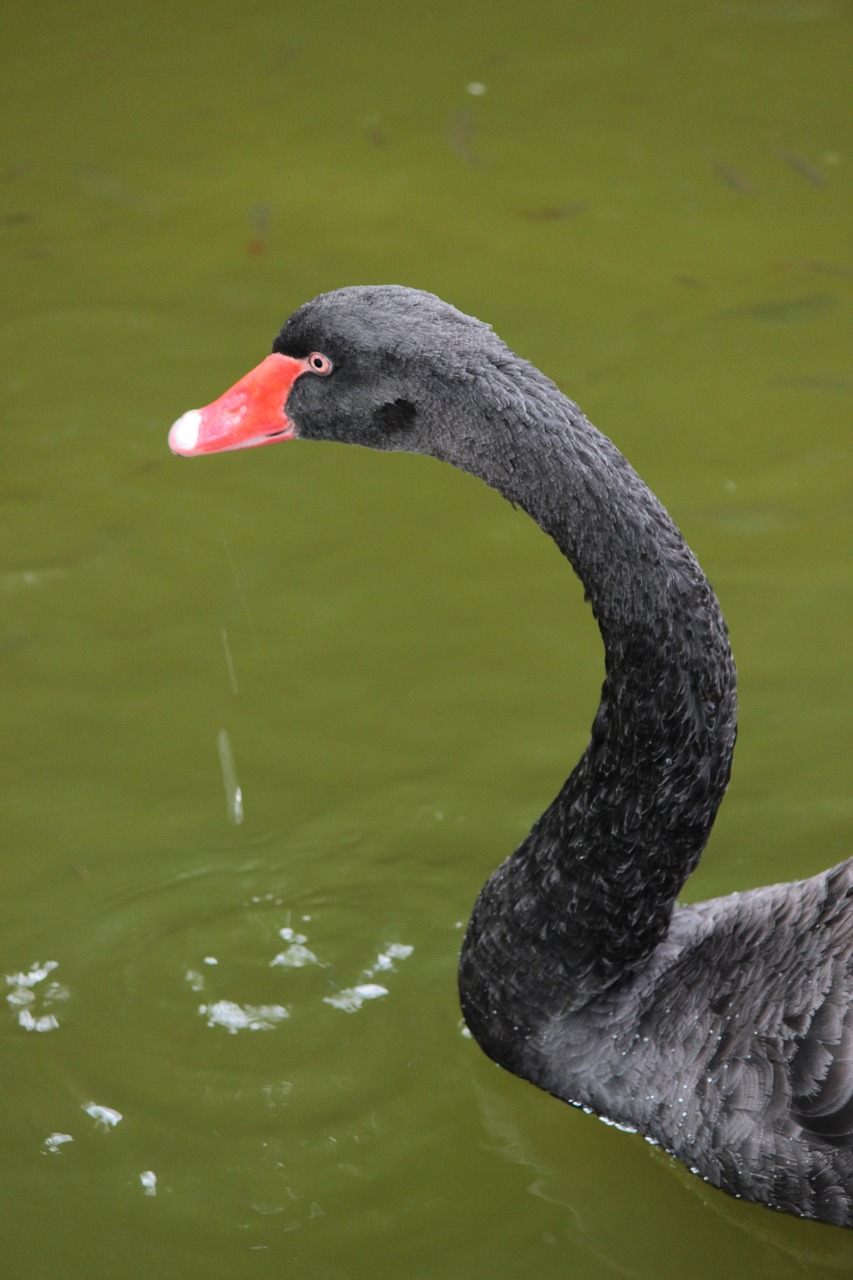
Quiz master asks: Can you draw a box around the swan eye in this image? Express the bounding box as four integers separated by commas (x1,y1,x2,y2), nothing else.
307,352,333,375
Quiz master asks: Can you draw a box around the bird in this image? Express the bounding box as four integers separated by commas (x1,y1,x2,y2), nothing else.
168,284,853,1228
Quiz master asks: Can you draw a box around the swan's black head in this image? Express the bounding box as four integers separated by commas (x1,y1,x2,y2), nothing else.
167,285,522,463
276,285,508,448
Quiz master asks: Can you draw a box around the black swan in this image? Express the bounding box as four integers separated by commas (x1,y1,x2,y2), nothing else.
168,285,853,1228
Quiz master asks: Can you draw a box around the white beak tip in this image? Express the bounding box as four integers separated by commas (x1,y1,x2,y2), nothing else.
168,409,202,456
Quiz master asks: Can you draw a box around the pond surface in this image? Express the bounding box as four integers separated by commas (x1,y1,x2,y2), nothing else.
2,1,852,1277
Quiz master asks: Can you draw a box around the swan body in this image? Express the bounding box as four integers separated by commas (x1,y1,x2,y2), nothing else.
169,285,853,1227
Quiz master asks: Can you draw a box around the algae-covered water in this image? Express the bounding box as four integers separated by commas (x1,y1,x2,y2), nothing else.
2,2,851,1276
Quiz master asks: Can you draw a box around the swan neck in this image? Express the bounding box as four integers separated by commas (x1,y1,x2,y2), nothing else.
456,367,738,1067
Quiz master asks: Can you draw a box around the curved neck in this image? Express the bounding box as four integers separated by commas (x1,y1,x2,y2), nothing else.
452,360,738,1071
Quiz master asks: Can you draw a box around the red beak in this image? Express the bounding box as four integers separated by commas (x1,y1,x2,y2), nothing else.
168,353,306,457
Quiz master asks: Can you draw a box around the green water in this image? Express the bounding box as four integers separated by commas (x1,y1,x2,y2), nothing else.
2,1,852,1276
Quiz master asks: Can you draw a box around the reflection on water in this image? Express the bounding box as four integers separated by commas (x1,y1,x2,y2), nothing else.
471,1070,853,1278
198,997,290,1032
5,960,67,1033
43,1132,74,1154
323,943,415,1012
183,899,414,1025
3,858,436,1267
215,727,244,825
82,1102,123,1131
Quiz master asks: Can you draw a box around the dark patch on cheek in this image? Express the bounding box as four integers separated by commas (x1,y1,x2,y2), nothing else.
372,398,417,434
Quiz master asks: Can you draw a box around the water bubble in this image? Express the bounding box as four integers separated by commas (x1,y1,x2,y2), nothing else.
43,1133,73,1154
323,984,389,1013
199,1000,290,1033
82,1102,123,1131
